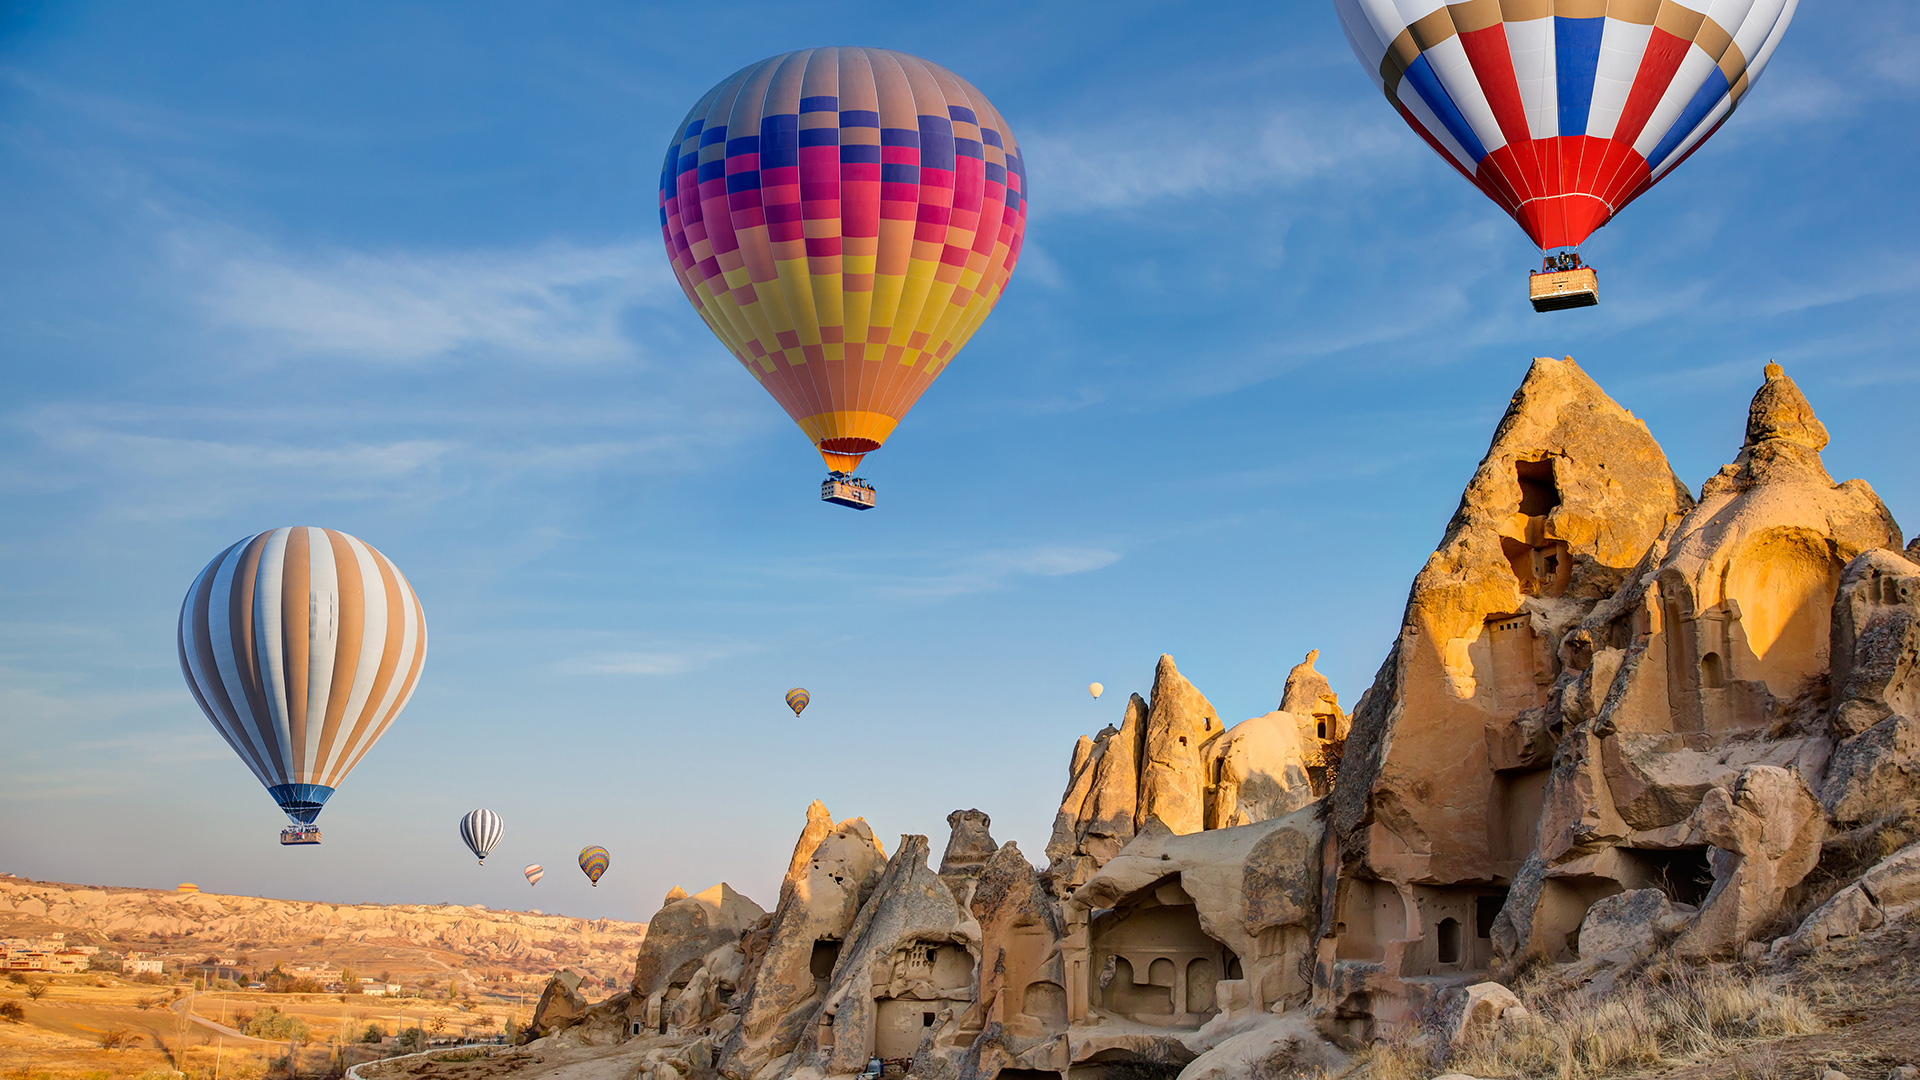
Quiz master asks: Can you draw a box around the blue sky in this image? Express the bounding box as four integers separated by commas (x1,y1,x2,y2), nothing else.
2,1,1916,923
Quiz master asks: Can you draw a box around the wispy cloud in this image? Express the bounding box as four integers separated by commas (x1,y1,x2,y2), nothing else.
551,645,743,677
880,544,1120,600
1024,102,1401,216
173,228,678,366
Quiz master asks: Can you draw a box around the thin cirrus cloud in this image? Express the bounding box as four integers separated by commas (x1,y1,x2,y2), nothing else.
1022,102,1403,216
552,644,745,677
173,226,680,366
879,544,1122,600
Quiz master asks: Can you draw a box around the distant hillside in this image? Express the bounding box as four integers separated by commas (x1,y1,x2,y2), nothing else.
0,874,646,992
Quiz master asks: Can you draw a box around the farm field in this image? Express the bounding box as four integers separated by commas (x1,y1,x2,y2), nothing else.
0,973,534,1080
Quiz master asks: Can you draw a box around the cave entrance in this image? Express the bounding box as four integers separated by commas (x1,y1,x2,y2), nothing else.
1623,847,1715,907
1088,876,1233,1029
810,939,842,993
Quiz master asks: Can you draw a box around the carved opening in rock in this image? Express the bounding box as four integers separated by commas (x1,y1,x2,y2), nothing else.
1435,918,1462,964
1185,958,1217,1012
1701,652,1726,689
1089,875,1229,1028
1475,893,1506,940
1225,954,1243,980
1494,770,1548,865
1076,1049,1187,1079
809,939,841,991
873,998,931,1059
1624,847,1714,907
1405,887,1494,974
1022,980,1067,1025
629,1021,643,1036
1317,719,1327,738
1333,878,1405,962
1516,458,1560,516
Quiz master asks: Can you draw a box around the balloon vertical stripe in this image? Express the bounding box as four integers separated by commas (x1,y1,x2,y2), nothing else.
459,810,503,863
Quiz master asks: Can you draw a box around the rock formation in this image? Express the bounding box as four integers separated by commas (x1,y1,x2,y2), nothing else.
517,357,1920,1078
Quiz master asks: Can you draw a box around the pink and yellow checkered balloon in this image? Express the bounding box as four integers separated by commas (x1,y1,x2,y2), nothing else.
659,48,1028,474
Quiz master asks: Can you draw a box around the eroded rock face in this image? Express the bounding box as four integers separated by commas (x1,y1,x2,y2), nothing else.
632,883,764,1001
950,842,1070,1080
1138,655,1221,835
1674,766,1826,956
532,969,589,1036
717,807,886,1080
1281,648,1348,755
939,810,997,880
796,835,976,1077
1323,357,1694,1033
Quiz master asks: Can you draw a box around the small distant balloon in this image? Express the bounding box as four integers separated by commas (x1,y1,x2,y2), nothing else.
786,688,810,717
578,846,610,886
459,809,502,864
524,864,544,887
1088,682,1104,700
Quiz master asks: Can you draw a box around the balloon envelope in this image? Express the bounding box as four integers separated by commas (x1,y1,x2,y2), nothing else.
578,846,610,886
1332,0,1797,249
659,47,1029,473
786,687,810,716
1088,682,1103,699
459,809,503,864
178,527,427,828
524,864,544,887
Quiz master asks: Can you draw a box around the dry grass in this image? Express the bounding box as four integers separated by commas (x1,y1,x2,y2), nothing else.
1357,962,1822,1080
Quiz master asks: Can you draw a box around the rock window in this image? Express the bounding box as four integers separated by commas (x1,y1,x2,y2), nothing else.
809,940,841,988
1701,652,1725,689
922,1011,936,1027
1517,459,1560,516
1436,918,1462,965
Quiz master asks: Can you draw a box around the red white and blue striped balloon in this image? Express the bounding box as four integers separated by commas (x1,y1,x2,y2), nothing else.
459,809,503,864
1334,0,1797,250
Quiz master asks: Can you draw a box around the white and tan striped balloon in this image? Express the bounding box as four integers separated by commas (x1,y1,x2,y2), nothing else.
177,527,427,804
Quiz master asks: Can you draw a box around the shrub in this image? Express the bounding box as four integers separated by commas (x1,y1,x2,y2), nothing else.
99,1028,133,1049
24,980,48,1000
361,1022,386,1044
243,1006,310,1041
0,1000,24,1022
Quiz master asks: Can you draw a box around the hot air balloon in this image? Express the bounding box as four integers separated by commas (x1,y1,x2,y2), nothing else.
459,809,502,864
578,846,610,886
660,47,1029,508
524,864,544,887
177,527,427,845
1332,0,1796,309
1088,682,1104,700
785,687,810,717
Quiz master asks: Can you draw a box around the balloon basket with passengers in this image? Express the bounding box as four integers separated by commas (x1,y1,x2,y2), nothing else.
1530,252,1598,312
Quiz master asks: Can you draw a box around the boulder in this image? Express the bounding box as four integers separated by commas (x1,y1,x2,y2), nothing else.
1437,982,1524,1048
1137,655,1220,835
1575,888,1672,962
1675,766,1826,956
632,883,765,1000
1204,711,1315,828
